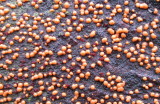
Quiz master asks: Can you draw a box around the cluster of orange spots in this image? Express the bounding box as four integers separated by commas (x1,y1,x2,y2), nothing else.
44,34,57,43
0,0,159,103
140,77,160,103
25,47,54,59
135,3,148,9
95,72,125,92
30,0,43,9
0,44,7,49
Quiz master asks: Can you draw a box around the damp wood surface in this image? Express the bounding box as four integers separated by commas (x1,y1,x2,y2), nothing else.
0,0,160,104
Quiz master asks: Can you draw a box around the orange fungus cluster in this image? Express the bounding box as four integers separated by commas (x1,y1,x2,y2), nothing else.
0,0,160,104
